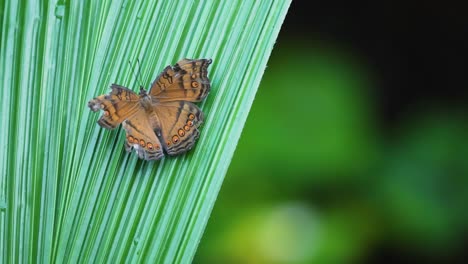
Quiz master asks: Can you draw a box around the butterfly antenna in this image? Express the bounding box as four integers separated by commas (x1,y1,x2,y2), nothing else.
128,59,144,90
136,59,144,89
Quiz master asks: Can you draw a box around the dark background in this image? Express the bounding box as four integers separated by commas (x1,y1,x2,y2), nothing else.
285,1,468,128
196,2,468,263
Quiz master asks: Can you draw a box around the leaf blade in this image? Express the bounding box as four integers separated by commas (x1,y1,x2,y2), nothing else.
0,0,291,262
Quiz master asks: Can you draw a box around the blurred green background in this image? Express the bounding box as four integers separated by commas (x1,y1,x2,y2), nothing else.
195,2,468,263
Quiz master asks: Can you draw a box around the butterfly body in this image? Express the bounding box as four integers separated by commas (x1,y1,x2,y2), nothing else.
88,58,212,161
138,89,154,110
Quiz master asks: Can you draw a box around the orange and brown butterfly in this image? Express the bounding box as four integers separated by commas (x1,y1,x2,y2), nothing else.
88,58,212,160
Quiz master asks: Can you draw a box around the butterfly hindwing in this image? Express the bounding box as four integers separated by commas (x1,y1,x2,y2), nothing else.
88,84,140,129
122,109,164,160
149,58,212,102
152,100,204,156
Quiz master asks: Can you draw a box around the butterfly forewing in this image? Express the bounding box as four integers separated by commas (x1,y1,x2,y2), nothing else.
149,58,212,102
88,84,140,129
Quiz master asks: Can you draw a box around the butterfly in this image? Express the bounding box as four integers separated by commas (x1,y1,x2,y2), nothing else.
88,58,212,160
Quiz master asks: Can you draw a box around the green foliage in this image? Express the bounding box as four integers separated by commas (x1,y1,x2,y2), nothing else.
0,0,291,262
197,41,468,263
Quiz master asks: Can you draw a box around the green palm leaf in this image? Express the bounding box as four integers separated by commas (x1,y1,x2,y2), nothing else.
0,0,290,262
